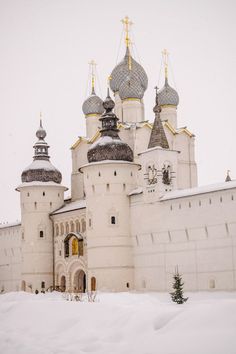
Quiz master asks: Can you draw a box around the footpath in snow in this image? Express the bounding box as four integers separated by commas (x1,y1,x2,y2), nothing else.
0,291,236,354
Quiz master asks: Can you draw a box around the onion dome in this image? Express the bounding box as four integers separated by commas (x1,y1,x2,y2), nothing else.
82,87,104,116
21,120,62,184
158,78,179,107
87,90,133,163
110,48,148,99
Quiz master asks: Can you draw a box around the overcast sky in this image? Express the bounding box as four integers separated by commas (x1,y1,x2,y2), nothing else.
1,0,236,222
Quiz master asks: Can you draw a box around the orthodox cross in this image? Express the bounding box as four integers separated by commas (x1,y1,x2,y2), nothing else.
162,48,169,80
88,59,97,92
121,16,133,70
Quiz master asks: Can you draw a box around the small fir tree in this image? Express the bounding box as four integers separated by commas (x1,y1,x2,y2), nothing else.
170,267,188,304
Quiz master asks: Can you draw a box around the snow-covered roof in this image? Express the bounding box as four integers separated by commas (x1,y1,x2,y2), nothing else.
22,160,59,172
160,180,236,201
0,221,21,229
16,181,68,191
128,187,143,196
51,199,86,215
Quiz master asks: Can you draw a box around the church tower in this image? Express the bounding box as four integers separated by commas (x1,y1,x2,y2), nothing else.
17,119,67,292
110,17,148,123
80,91,140,291
140,90,178,200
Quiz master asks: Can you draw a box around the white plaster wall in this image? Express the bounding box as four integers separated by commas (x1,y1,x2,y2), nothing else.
160,106,177,128
71,141,89,201
121,99,145,123
0,224,22,292
85,114,102,139
131,187,236,291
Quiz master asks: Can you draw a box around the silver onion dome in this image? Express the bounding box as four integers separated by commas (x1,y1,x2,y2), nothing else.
82,89,104,116
110,48,148,97
158,78,179,106
119,74,144,100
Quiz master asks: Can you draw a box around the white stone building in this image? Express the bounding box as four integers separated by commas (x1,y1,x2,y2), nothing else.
1,19,236,294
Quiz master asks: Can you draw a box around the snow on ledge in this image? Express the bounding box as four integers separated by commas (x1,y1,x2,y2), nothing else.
16,181,68,191
160,180,236,201
128,187,143,196
51,199,86,215
0,221,21,229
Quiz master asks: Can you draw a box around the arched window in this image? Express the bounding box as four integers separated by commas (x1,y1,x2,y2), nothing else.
81,219,86,233
72,238,79,255
91,277,96,291
111,216,116,225
64,239,69,257
55,225,59,236
66,223,69,234
75,220,80,233
78,239,84,256
70,221,75,233
60,223,64,235
39,230,44,238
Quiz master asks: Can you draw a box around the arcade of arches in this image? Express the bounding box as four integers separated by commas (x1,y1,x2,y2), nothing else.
59,272,97,292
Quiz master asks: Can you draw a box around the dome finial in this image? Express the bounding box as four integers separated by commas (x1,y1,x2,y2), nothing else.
88,59,97,94
121,16,133,70
162,48,169,83
121,16,133,49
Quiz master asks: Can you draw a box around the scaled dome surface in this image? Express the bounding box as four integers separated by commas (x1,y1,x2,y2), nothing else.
119,75,144,100
82,91,104,115
158,79,179,106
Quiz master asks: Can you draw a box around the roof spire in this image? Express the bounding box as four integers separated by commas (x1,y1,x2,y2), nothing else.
88,59,97,94
148,87,169,149
162,48,169,83
34,118,49,160
121,16,133,70
225,170,232,182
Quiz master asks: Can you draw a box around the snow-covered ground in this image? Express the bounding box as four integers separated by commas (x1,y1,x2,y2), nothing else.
0,291,236,354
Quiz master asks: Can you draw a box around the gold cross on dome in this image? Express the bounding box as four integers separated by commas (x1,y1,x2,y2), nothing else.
88,60,97,90
121,16,133,48
162,48,169,79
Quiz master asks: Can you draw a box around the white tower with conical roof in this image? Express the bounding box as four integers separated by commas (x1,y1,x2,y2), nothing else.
17,119,67,292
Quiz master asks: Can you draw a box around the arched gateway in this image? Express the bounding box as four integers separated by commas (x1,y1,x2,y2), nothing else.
73,270,86,293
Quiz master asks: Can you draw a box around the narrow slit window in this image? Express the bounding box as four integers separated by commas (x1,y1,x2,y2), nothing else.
39,231,44,238
111,216,116,224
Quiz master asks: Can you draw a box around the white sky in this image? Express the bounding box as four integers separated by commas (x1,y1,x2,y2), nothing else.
1,0,236,222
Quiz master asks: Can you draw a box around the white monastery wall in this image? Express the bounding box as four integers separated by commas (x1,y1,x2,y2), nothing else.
131,186,236,292
0,223,21,292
